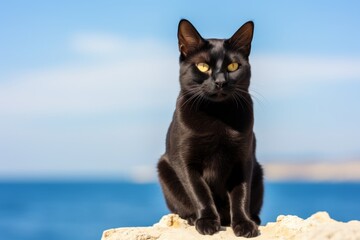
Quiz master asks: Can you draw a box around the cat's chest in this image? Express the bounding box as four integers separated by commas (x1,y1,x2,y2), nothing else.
189,127,244,158
200,135,237,184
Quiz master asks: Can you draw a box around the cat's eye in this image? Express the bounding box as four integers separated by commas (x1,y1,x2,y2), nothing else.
227,62,239,72
196,63,210,73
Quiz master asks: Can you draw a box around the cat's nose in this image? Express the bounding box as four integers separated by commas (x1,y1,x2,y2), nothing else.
215,74,227,89
215,80,225,88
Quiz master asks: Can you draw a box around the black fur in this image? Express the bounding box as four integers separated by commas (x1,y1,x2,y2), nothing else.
157,19,264,238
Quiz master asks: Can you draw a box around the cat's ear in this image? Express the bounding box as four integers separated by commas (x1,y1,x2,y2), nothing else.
178,19,205,57
227,21,254,57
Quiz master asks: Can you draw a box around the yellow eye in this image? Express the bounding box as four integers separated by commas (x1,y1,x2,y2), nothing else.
227,62,239,72
196,62,210,72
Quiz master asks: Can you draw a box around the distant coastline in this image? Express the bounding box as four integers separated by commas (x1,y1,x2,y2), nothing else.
0,160,359,183
263,160,360,182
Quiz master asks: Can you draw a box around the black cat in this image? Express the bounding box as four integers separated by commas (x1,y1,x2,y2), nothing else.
157,19,264,238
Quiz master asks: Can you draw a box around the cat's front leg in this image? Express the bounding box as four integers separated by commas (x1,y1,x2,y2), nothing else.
229,181,260,238
184,169,221,235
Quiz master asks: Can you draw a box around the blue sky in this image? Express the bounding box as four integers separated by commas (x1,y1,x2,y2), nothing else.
1,1,360,181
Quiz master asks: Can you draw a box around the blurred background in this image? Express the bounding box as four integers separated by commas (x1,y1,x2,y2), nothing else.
1,1,360,240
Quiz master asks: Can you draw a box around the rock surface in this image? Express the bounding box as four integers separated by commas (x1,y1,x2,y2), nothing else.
101,212,360,240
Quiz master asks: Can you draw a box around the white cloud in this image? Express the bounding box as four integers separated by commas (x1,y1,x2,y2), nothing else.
69,32,174,57
70,32,127,55
251,54,360,98
253,54,360,81
1,50,360,117
129,165,158,183
0,36,179,116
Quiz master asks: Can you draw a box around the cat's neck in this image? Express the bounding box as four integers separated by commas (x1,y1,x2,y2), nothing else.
176,91,254,132
177,90,253,114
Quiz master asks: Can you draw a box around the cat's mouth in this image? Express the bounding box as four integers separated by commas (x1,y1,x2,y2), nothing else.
207,91,230,101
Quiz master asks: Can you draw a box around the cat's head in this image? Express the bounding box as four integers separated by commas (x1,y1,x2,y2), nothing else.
178,19,254,103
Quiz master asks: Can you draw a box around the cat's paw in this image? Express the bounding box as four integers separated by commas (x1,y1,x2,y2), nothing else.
186,214,196,226
195,218,221,235
232,220,260,238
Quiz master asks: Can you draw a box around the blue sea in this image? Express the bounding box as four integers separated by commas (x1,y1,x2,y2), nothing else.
1,181,360,240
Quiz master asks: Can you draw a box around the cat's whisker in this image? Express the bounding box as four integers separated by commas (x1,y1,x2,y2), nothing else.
188,94,198,111
231,92,240,109
233,90,253,112
248,88,266,108
195,93,206,110
234,85,265,106
191,94,200,111
180,94,197,109
180,88,203,109
233,92,248,112
191,91,205,111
